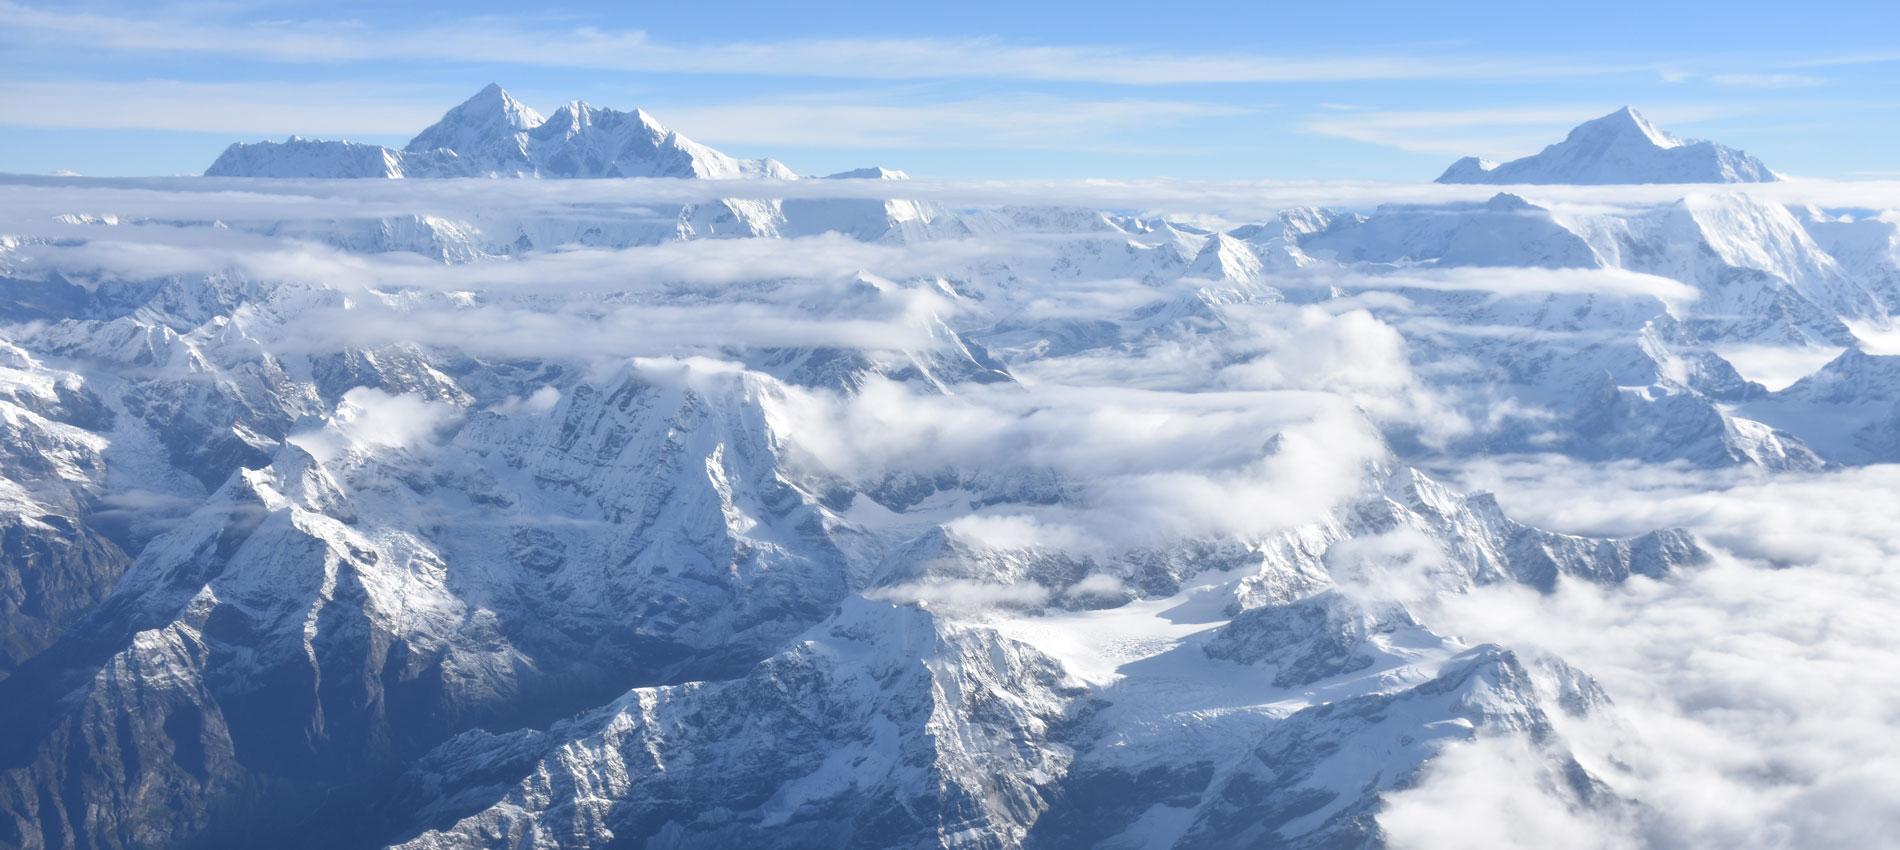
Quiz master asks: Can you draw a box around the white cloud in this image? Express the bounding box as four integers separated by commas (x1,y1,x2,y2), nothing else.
1382,736,1637,850
1709,343,1843,391
943,514,1089,552
0,174,1895,243
1846,318,1900,355
1397,458,1900,849
0,79,454,136
1709,73,1825,89
0,225,1019,361
489,385,561,417
866,579,1052,610
1211,304,1471,447
766,371,1389,548
13,174,1899,235
1065,573,1128,600
288,386,462,463
1322,266,1701,305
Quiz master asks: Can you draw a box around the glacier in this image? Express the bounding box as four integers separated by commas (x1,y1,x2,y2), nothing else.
3,89,1900,850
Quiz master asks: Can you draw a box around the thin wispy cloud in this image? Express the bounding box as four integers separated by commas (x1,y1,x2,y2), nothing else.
653,95,1254,152
0,79,451,136
1708,73,1824,89
0,79,1248,153
0,1,1652,86
1782,50,1900,69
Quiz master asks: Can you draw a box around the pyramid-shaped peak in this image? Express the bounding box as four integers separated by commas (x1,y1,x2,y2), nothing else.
1437,106,1776,185
450,84,541,126
1569,106,1681,150
471,84,537,115
405,85,544,154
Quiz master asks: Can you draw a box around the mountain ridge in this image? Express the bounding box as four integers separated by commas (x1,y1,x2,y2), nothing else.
205,85,795,180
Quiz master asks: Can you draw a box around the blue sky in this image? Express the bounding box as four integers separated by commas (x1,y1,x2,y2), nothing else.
2,0,1897,180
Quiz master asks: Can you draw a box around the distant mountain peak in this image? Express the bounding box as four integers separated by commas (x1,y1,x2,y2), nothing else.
1436,107,1777,185
825,167,910,180
537,100,591,132
1483,191,1537,211
1437,156,1498,182
205,85,794,180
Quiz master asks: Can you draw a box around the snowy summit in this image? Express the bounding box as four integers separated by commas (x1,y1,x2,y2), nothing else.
1436,106,1780,185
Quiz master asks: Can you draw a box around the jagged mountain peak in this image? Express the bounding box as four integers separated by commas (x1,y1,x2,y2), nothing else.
204,86,794,180
1776,346,1900,404
1437,106,1778,185
531,99,669,141
534,100,586,132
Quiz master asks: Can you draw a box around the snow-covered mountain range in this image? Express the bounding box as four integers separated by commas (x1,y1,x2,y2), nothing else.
3,91,1899,849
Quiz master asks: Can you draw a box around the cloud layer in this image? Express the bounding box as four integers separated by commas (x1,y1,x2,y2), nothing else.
1385,458,1900,848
